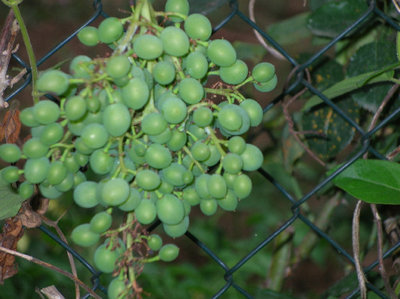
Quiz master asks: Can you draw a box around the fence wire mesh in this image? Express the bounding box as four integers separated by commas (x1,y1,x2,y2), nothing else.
4,0,400,298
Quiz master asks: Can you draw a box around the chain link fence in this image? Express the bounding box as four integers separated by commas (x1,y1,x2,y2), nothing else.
4,0,400,298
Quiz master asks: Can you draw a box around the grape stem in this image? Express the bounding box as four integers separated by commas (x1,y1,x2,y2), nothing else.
2,0,39,104
182,146,205,173
126,212,138,294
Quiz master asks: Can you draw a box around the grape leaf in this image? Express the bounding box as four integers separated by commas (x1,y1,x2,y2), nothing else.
302,95,359,160
307,0,368,38
267,12,311,45
333,159,400,205
0,176,25,220
232,41,266,63
347,41,398,112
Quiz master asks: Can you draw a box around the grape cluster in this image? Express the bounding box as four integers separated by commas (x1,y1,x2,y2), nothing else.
0,0,277,297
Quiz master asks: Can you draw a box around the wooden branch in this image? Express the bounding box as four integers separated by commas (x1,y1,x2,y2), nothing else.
0,10,19,109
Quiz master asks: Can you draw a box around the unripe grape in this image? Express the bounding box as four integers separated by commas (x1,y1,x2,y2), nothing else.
106,55,131,79
118,188,142,212
178,78,204,104
2,166,20,183
73,181,99,208
90,211,112,233
153,61,176,85
102,103,131,137
70,55,93,78
71,223,100,247
254,74,278,92
157,194,185,225
98,17,123,44
77,26,99,46
185,51,208,79
141,113,167,136
163,216,189,238
33,100,61,124
165,0,189,22
22,138,48,158
207,39,236,67
148,234,163,251
220,59,248,85
159,243,180,262
161,96,187,124
240,144,264,171
135,170,161,190
193,107,213,127
122,78,150,110
37,70,69,96
133,34,163,60
200,198,218,216
135,199,157,224
160,26,190,57
233,174,252,199
184,13,212,41
240,99,263,127
252,62,275,83
0,144,21,163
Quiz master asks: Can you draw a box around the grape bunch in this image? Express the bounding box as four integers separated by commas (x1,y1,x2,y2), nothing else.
0,0,277,297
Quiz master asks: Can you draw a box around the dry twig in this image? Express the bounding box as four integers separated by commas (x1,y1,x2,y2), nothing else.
0,245,101,299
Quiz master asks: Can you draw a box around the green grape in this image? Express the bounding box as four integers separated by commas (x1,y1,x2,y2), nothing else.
218,105,250,136
2,166,19,183
20,107,39,127
195,174,210,198
73,181,99,208
207,39,236,67
193,107,213,127
39,123,64,146
217,104,242,131
74,137,94,155
145,143,172,169
222,153,243,174
18,181,34,199
31,125,45,138
218,189,238,211
65,96,87,121
87,96,101,113
24,157,50,184
203,144,221,167
223,172,236,189
37,70,69,96
118,188,142,212
39,182,62,199
22,138,48,158
253,74,277,92
47,161,68,185
135,199,157,224
184,13,212,41
167,130,187,151
101,178,130,206
240,99,263,127
102,103,131,137
81,123,109,149
113,75,129,87
178,78,204,104
149,127,172,144
183,200,191,216
252,62,275,83
183,187,201,206
240,144,263,171
94,243,120,273
69,55,93,78
77,26,99,46
161,163,186,187
0,143,21,163
158,179,174,194
122,78,150,110
63,154,80,173
165,0,189,22
163,216,189,238
106,55,131,79
67,119,86,136
160,26,189,57
185,51,208,79
127,145,146,165
161,96,187,124
191,141,210,162
73,171,87,187
233,174,252,199
157,194,185,225
107,277,125,299
98,17,123,44
90,211,112,233
89,149,114,175
207,174,227,199
182,170,193,185
71,223,100,247
33,100,60,125
141,113,167,136
227,136,246,154
219,59,248,85
152,61,176,85
135,169,161,190
133,34,163,60
131,139,147,157
54,172,74,192
200,198,218,216
148,234,163,251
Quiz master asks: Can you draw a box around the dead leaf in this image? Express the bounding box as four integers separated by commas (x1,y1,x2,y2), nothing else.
0,101,21,143
40,285,65,299
18,200,43,229
0,217,24,283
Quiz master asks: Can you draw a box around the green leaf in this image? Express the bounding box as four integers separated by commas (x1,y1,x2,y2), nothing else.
333,159,400,204
233,41,267,63
347,41,398,112
309,0,333,11
0,175,25,220
307,0,368,38
302,68,395,112
302,95,359,160
267,12,312,45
